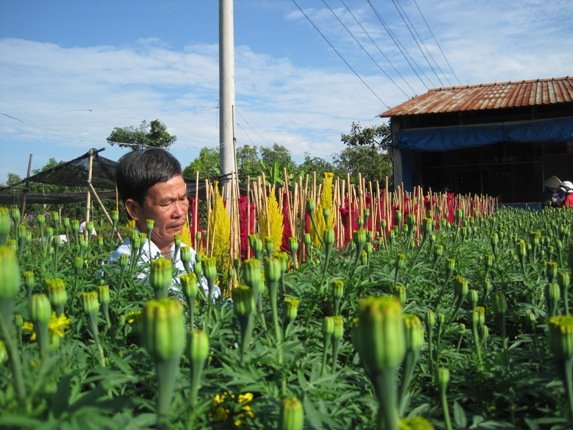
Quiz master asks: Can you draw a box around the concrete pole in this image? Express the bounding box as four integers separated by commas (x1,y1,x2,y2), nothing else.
219,0,237,193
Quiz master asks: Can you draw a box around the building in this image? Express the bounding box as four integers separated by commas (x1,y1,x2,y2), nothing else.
381,76,573,204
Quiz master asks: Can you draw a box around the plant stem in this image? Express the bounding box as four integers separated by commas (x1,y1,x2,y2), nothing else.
373,369,400,430
0,313,26,403
156,358,179,430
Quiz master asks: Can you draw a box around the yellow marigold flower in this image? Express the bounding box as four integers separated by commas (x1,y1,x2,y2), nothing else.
238,392,254,403
213,406,229,422
125,310,142,325
49,312,71,338
258,191,284,255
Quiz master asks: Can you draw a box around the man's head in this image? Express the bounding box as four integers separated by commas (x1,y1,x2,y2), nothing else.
116,148,189,253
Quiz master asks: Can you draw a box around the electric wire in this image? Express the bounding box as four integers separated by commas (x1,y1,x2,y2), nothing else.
366,0,431,90
339,0,417,96
291,0,391,109
411,0,462,85
390,0,446,86
322,0,411,99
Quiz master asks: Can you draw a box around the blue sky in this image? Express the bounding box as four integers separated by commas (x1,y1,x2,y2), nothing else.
1,0,572,184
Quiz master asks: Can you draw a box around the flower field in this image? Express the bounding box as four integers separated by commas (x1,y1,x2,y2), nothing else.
1,179,573,429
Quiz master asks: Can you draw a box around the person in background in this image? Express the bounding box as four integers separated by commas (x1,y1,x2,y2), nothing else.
109,148,216,297
561,180,573,208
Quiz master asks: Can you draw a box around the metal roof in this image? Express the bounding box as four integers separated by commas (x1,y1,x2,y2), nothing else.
381,76,573,117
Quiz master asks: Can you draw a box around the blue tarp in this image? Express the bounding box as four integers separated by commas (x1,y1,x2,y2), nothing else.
393,117,573,151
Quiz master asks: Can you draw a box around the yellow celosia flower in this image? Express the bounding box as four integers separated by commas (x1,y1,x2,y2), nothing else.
313,172,335,245
208,183,231,273
258,191,284,255
238,392,254,403
179,222,193,247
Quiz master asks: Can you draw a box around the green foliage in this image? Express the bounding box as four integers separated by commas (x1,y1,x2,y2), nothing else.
334,145,392,183
0,205,572,428
106,119,176,151
340,121,392,150
183,147,221,180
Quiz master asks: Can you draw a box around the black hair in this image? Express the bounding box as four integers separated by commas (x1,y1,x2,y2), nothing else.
115,148,183,204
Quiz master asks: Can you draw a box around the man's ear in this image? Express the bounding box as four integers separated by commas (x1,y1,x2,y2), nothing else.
124,199,142,221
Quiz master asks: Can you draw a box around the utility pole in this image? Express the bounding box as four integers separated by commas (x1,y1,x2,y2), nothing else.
219,0,237,194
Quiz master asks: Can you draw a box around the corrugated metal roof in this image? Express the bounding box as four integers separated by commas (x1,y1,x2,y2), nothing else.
381,76,573,117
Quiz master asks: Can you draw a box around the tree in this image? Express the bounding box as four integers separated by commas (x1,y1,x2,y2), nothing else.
106,119,176,151
335,122,393,184
296,153,335,181
183,147,220,180
236,145,264,179
340,121,392,150
334,145,392,183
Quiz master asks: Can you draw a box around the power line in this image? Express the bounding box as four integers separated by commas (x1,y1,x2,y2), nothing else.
290,0,391,109
339,0,417,96
390,0,447,86
366,0,431,90
411,0,462,85
323,0,412,99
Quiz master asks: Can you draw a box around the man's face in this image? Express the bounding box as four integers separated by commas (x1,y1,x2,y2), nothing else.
126,174,189,253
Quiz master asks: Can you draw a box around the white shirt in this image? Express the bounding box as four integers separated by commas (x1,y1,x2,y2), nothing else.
109,237,219,299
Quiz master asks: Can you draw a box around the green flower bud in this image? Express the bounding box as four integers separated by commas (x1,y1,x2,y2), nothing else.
403,313,424,353
558,271,571,291
306,199,316,215
454,276,469,301
0,246,20,299
438,367,450,392
472,306,485,327
111,209,119,224
469,289,479,309
484,254,494,271
248,234,264,257
493,291,507,315
193,261,203,280
425,309,436,329
395,253,406,271
74,256,84,272
332,316,344,341
356,295,405,374
46,278,67,309
394,210,403,227
119,253,129,268
264,257,281,283
189,328,209,363
323,207,331,226
180,273,198,299
517,239,527,258
323,228,335,246
10,207,21,225
174,234,181,248
232,284,256,316
446,258,456,277
331,279,344,300
0,207,10,245
545,261,558,283
357,216,364,228
150,257,173,297
277,251,289,273
180,246,192,267
288,236,299,255
398,416,435,430
37,213,46,226
145,218,155,234
264,237,274,256
279,396,304,430
284,297,300,323
98,284,110,306
242,258,262,289
548,315,573,360
30,293,51,324
0,339,7,364
81,291,99,315
303,232,312,247
394,284,407,306
353,229,367,248
434,244,444,260
142,299,186,362
323,316,335,338
202,256,218,283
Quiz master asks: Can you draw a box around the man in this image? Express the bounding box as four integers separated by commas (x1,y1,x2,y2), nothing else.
109,148,216,297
